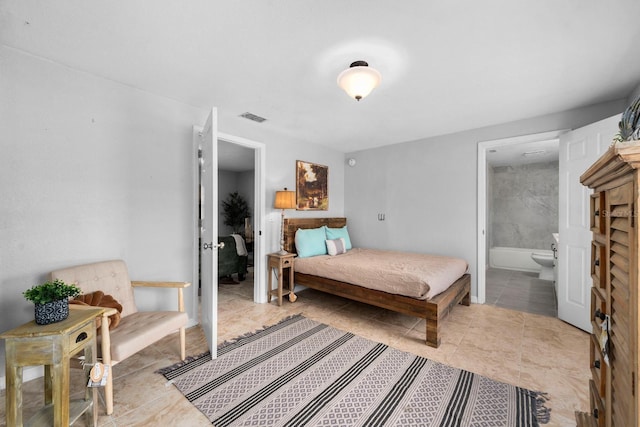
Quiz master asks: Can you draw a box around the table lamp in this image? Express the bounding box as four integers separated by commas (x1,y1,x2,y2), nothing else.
274,187,296,254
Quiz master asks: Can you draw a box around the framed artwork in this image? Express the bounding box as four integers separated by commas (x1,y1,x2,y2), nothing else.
296,160,328,210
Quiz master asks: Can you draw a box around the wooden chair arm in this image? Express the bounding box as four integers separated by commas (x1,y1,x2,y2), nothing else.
131,281,190,313
131,281,191,288
69,305,119,317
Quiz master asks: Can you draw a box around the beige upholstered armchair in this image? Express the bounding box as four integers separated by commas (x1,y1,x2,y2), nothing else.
51,259,190,415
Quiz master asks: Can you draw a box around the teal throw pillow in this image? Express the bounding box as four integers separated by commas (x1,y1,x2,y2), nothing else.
295,226,328,258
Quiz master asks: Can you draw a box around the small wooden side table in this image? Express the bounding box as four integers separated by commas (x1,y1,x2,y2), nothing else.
267,252,296,306
0,307,106,427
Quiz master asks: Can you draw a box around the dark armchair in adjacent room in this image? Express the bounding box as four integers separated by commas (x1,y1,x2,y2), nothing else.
218,235,248,281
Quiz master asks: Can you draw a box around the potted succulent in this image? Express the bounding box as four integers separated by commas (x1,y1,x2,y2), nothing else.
23,279,81,325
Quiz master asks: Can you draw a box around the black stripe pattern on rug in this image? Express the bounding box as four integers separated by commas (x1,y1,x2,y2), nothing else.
159,315,549,426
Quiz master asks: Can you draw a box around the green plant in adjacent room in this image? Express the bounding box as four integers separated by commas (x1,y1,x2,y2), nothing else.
23,279,81,304
222,191,251,233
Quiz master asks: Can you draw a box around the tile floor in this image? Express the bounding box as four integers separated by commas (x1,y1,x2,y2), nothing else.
485,267,558,318
1,271,589,426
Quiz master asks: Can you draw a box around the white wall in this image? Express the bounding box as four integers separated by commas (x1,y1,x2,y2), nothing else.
628,82,640,105
0,46,346,385
344,99,627,299
0,45,203,377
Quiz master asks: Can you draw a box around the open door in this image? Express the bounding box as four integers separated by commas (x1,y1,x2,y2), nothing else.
558,115,618,331
197,108,219,356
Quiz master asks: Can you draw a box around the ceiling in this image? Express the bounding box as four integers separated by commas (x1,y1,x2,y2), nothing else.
218,140,254,172
2,1,640,154
487,139,559,167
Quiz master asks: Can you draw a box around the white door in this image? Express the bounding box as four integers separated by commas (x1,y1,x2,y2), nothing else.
198,109,219,356
558,115,619,331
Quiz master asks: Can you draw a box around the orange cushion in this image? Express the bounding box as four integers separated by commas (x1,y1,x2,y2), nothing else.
71,291,123,331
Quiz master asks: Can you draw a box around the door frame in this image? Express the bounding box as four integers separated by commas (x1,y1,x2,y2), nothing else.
476,130,567,304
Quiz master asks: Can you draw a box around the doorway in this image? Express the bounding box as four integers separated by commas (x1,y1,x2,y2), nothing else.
477,130,566,311
217,139,257,298
477,116,620,329
217,132,266,304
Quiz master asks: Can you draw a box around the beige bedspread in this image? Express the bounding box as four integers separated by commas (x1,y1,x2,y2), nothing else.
294,248,468,300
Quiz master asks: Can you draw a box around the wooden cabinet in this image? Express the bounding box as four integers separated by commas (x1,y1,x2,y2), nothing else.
578,144,640,427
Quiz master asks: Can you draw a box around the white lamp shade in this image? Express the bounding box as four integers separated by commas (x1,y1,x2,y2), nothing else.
337,65,382,101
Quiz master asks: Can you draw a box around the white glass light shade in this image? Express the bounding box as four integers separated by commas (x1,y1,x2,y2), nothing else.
337,63,382,101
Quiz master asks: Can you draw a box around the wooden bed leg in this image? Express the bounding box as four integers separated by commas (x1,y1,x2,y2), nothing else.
425,315,440,348
461,290,471,306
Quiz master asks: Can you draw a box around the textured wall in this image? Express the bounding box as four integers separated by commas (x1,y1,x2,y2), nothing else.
490,161,558,250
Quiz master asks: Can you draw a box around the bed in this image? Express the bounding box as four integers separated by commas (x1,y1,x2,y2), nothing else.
283,217,471,348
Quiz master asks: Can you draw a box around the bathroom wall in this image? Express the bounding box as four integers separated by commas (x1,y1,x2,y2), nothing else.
490,161,558,250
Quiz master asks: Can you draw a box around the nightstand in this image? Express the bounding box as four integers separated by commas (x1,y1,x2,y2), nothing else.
0,308,107,427
267,252,296,306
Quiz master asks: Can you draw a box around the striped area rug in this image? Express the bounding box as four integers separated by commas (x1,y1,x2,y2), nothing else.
159,315,549,426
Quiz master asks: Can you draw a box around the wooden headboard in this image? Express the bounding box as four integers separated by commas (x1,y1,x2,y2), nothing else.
283,217,347,254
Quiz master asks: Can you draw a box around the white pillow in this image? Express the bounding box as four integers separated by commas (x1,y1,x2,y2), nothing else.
326,238,347,256
326,226,352,250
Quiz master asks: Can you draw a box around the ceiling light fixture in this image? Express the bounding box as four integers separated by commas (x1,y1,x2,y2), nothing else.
337,60,381,101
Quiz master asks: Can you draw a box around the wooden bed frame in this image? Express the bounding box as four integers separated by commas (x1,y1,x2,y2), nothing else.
283,217,471,348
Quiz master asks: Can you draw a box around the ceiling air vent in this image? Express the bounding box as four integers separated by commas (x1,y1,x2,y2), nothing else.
522,150,546,157
239,112,267,123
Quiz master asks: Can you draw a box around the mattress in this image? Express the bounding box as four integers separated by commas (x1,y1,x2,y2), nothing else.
294,248,468,300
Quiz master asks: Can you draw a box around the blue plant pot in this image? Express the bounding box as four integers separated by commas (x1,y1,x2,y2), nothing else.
34,299,69,325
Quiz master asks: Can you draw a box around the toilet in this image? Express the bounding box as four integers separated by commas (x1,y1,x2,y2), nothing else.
531,250,555,281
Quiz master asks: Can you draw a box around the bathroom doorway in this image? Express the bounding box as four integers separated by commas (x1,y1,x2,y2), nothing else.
477,131,563,317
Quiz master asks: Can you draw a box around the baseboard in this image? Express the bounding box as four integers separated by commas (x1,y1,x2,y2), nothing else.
0,365,44,391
